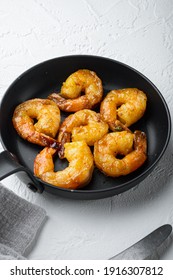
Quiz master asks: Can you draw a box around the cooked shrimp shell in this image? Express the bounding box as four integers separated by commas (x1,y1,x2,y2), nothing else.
57,109,109,158
12,98,60,147
48,69,103,112
94,130,147,177
34,141,94,189
100,88,147,130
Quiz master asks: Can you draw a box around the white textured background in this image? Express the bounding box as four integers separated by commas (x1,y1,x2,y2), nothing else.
0,0,173,259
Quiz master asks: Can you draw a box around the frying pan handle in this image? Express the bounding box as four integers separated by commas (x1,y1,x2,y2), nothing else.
0,150,44,193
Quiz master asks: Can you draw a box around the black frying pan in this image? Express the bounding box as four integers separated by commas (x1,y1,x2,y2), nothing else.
0,55,171,199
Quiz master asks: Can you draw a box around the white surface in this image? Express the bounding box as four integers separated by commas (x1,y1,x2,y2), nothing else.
0,0,173,260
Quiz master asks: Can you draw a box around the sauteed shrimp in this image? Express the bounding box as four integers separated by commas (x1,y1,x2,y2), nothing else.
48,69,103,112
100,88,147,130
94,130,147,177
12,98,60,147
57,109,109,158
34,141,94,189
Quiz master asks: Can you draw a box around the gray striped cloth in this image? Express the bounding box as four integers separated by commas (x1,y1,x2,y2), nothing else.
0,183,46,259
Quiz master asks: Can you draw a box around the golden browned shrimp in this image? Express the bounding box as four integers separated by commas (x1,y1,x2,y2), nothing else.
100,88,147,130
34,141,94,189
48,69,103,112
57,109,109,158
94,130,147,177
12,98,61,147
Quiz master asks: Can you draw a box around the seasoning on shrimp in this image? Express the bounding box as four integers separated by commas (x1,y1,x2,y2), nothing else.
94,130,147,177
48,69,103,112
57,109,109,158
100,88,147,131
12,98,61,147
34,141,94,190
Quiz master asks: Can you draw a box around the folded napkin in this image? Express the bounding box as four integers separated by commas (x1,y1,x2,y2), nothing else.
0,183,46,260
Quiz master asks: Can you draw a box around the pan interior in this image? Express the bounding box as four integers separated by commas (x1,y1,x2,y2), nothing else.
0,56,171,193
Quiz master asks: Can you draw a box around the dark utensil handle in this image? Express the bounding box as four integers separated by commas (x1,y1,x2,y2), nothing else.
0,150,44,193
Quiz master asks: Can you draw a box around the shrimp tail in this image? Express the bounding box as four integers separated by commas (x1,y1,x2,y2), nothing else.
40,135,61,150
113,120,131,132
134,130,147,154
58,144,65,159
48,93,64,106
57,131,71,159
